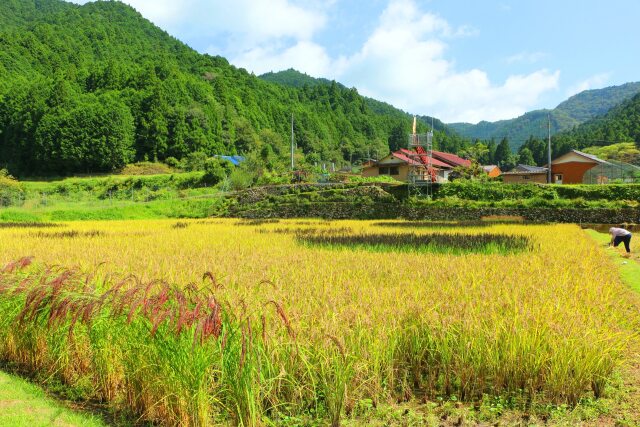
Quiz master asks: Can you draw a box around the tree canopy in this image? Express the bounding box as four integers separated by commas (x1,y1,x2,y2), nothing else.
0,0,467,177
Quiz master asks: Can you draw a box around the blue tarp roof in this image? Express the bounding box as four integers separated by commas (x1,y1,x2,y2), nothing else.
216,155,245,166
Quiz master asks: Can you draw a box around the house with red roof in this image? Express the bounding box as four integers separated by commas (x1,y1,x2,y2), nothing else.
362,148,466,183
431,150,472,168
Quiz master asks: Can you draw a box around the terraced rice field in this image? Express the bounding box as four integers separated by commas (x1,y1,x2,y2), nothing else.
0,219,638,426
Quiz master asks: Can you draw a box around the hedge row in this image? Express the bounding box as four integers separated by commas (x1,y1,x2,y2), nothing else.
239,182,640,203
433,182,640,202
228,201,640,224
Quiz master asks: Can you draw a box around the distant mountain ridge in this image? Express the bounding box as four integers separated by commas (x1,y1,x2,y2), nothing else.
553,92,640,149
260,69,333,88
448,82,640,149
259,69,454,135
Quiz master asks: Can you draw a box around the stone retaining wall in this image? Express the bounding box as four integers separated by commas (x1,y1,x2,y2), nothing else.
230,202,640,224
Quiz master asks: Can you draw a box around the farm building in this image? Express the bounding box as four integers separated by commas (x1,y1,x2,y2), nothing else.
503,150,610,184
482,165,502,178
362,149,470,183
502,164,548,184
549,150,609,184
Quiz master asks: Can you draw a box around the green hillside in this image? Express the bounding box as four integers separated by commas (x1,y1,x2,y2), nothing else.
555,82,640,122
260,68,334,88
449,82,640,149
259,69,460,136
515,94,640,167
0,0,467,177
552,92,640,151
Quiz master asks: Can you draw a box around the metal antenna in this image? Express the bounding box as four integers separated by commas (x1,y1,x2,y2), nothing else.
547,113,552,183
291,113,295,171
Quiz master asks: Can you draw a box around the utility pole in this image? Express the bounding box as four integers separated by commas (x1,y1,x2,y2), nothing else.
290,113,295,171
547,114,552,183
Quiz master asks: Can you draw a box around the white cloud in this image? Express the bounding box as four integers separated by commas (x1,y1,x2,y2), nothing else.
566,73,611,97
196,0,326,44
506,51,548,64
331,0,560,123
70,0,190,29
72,0,327,45
232,41,333,77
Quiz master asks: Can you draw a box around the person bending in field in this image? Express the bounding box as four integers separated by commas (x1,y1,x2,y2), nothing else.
609,226,632,258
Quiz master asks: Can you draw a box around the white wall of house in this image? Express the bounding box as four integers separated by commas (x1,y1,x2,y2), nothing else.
552,152,597,165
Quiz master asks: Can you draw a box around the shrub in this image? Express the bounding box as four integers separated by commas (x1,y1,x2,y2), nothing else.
347,175,398,184
182,152,208,171
202,158,232,185
120,162,175,176
164,157,180,169
255,171,290,186
229,168,254,191
0,169,24,207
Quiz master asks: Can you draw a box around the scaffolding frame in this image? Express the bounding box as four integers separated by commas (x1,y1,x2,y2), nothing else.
406,130,435,198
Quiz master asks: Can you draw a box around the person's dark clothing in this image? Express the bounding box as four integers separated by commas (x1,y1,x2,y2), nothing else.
613,233,632,253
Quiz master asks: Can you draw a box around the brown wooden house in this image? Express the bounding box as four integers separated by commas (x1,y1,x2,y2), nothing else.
549,150,609,184
362,149,457,183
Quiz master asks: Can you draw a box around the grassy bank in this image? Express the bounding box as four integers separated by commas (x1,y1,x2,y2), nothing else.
0,370,106,427
0,198,225,222
0,172,229,221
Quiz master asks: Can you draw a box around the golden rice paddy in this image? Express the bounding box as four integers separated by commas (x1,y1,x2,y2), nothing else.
0,219,638,425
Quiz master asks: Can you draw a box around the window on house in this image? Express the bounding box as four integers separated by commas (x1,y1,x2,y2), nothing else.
379,167,390,175
523,176,530,180
389,166,399,175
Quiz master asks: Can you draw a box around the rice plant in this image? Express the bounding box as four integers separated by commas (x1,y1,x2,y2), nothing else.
0,219,638,426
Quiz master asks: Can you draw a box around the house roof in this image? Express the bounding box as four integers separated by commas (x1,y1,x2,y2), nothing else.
547,150,612,167
432,150,472,168
569,150,611,165
502,164,548,175
395,149,452,168
482,165,499,172
515,164,548,173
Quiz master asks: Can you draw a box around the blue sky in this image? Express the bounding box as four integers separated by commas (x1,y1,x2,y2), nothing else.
72,0,640,124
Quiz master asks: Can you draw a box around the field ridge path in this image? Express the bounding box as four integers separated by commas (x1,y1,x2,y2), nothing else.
0,370,107,426
585,229,640,425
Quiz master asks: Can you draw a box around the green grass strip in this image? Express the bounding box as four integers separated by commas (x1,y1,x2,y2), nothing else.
0,198,219,222
585,229,640,293
0,371,106,427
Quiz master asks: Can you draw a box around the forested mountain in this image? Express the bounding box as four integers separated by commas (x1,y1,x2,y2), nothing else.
515,93,640,167
0,0,467,177
553,92,640,149
259,69,457,135
449,82,640,149
555,82,640,122
260,69,334,88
